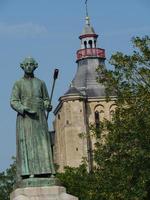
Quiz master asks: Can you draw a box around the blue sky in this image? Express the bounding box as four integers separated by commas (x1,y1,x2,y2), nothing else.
0,0,150,171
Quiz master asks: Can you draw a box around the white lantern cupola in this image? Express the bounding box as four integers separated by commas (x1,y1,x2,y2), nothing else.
76,15,105,61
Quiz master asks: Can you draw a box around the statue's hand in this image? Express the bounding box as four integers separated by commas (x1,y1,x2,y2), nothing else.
47,105,52,112
44,101,52,112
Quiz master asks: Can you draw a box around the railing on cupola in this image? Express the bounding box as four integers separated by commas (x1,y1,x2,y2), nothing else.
76,48,105,60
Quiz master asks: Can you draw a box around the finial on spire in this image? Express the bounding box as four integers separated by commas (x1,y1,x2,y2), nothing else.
85,0,90,25
85,0,88,17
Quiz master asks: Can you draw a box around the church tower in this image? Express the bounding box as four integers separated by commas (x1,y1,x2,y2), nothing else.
53,7,115,172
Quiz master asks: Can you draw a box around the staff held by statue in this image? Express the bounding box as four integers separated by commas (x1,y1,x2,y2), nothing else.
46,68,59,120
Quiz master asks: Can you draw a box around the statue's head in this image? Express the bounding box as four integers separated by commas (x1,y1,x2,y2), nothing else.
20,57,38,74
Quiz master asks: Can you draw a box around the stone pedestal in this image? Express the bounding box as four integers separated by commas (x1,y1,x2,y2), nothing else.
10,186,78,200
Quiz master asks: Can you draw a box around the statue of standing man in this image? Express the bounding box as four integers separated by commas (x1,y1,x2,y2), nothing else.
10,57,55,184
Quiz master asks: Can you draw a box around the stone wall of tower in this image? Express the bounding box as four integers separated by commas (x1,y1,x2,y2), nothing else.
53,95,116,172
53,96,88,172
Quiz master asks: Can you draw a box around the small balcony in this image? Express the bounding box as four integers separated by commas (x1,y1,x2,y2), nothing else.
76,48,105,60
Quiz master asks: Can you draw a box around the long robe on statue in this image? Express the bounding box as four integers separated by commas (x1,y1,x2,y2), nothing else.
10,76,55,178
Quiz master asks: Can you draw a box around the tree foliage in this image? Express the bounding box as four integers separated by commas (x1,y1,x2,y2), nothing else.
57,164,99,200
0,158,16,200
58,36,150,200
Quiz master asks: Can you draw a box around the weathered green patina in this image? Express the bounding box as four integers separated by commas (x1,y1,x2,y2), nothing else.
10,57,58,187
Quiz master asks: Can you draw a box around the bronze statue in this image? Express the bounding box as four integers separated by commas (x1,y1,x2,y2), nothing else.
10,57,55,183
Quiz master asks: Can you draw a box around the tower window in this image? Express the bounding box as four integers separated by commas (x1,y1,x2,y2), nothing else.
94,40,96,48
89,40,93,48
95,111,100,131
84,41,87,49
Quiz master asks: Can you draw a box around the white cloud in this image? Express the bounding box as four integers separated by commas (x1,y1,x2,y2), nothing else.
0,22,48,38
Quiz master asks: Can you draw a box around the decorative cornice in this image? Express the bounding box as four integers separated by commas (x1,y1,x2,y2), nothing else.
79,34,98,39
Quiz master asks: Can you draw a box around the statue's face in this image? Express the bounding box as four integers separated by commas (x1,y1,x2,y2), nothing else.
23,62,36,74
20,57,38,74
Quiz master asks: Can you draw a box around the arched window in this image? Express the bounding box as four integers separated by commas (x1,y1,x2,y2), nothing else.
84,41,87,49
89,40,93,48
95,111,100,130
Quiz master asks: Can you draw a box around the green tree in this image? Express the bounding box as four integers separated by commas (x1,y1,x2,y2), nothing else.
94,35,150,200
58,36,150,200
0,158,16,200
57,164,103,200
